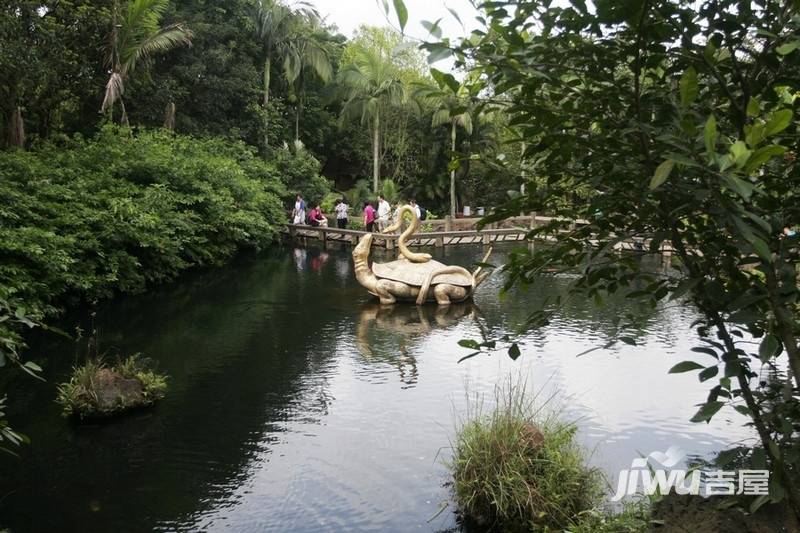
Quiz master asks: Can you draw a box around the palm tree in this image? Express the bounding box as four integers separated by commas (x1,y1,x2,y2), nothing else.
419,83,474,218
101,0,192,124
252,0,329,149
284,22,333,143
339,46,406,193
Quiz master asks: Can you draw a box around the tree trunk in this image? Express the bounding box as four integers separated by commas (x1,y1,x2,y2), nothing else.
373,111,380,193
450,120,457,219
263,54,271,150
119,98,129,127
295,92,302,143
10,107,24,148
520,140,526,196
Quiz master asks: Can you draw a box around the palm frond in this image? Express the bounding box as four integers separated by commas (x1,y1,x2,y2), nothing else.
122,23,192,76
101,72,125,113
432,108,451,127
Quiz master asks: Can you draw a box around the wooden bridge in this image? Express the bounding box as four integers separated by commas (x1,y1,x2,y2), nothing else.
281,214,674,258
282,214,542,249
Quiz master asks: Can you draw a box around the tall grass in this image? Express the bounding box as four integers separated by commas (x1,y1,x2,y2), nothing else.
56,355,167,418
449,379,604,531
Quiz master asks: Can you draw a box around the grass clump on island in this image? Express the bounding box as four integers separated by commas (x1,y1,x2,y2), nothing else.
449,380,648,532
56,355,167,419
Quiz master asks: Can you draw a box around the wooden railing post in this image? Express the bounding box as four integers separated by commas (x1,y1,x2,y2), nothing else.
445,215,452,232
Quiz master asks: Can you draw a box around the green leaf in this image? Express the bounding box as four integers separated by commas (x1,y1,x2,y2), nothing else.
393,0,408,33
691,346,719,359
744,145,786,174
447,6,462,25
457,351,481,363
764,109,793,137
746,97,760,117
776,40,800,55
421,19,443,39
650,159,674,190
690,400,724,423
758,334,780,362
508,343,521,360
23,361,42,373
721,175,754,200
750,237,772,262
430,68,460,94
704,114,717,158
669,361,704,373
699,365,719,382
425,44,453,64
729,141,752,168
458,339,481,350
679,67,698,108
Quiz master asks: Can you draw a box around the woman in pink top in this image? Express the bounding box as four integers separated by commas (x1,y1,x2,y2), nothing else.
363,202,376,232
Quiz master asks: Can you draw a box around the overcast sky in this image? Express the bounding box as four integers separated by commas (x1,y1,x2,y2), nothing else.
310,0,480,41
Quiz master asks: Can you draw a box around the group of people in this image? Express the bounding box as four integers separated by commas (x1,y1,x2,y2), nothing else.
362,196,426,232
291,194,350,229
291,194,425,232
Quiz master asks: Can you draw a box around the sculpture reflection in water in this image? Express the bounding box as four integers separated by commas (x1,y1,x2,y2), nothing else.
355,302,476,387
352,205,492,305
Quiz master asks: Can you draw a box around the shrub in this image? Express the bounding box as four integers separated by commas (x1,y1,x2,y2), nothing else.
0,126,290,318
450,381,603,531
56,355,167,418
275,143,332,206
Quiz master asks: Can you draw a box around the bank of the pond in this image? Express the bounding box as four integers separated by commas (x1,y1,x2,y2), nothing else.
0,244,756,532
0,126,330,362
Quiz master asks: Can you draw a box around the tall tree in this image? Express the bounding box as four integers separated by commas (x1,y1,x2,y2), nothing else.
418,74,475,218
101,0,192,124
251,0,323,149
339,45,406,193
283,18,333,143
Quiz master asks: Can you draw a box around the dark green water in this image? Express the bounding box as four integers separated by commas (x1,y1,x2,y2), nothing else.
0,244,749,532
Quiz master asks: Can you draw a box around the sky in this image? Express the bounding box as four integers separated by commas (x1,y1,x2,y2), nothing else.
310,0,480,41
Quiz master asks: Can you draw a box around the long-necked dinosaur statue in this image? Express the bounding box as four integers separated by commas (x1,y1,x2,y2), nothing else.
353,205,492,305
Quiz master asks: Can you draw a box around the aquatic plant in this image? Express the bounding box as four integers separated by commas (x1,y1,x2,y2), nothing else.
449,381,603,531
56,355,167,419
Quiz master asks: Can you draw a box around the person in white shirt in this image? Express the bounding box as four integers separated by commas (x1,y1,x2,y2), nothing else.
292,194,306,225
376,195,391,231
410,199,421,220
334,199,349,229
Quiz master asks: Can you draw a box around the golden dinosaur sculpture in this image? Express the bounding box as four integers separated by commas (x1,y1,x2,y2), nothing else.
352,205,492,305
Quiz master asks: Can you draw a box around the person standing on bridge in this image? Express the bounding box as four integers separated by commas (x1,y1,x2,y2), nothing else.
377,195,391,231
292,194,306,225
364,202,376,232
335,198,349,229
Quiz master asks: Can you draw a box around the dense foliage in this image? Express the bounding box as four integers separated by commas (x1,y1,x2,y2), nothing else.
0,126,297,318
1,1,514,213
411,0,800,518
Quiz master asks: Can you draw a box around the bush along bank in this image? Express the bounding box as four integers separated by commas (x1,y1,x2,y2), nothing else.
449,382,653,532
0,126,328,425
0,126,300,318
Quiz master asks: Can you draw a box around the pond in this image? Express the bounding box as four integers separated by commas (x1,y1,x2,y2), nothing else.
0,243,751,532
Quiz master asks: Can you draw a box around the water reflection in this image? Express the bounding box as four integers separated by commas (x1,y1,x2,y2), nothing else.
355,303,475,387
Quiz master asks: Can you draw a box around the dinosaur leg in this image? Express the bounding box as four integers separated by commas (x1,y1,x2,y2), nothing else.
433,284,468,306
376,280,418,305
